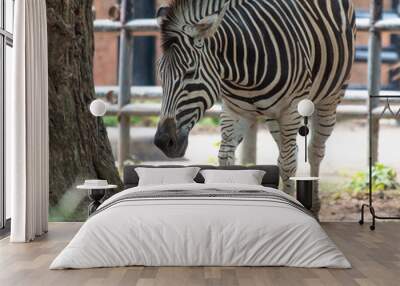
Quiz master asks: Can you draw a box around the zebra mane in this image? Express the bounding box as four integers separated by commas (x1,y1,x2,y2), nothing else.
160,0,228,51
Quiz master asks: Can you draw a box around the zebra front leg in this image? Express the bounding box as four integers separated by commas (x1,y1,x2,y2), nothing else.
264,118,281,146
308,103,338,216
277,111,302,196
218,111,251,166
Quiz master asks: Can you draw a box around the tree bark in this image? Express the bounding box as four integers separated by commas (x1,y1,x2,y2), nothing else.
46,0,122,214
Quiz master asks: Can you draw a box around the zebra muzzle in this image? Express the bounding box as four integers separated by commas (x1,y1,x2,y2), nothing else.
154,118,188,158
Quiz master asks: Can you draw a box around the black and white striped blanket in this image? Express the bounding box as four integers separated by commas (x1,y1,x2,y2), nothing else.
92,188,314,218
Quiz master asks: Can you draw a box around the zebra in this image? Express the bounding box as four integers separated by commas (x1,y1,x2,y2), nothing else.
154,0,356,214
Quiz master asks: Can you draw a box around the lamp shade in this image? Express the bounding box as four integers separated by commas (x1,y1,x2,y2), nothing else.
89,99,107,117
297,99,315,117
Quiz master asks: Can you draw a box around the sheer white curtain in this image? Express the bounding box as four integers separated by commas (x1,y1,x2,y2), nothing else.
8,0,49,242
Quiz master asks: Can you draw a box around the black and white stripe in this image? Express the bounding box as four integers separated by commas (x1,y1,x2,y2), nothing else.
157,0,356,214
92,189,315,219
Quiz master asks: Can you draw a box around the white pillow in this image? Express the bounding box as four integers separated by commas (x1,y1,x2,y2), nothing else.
200,169,266,185
135,167,200,186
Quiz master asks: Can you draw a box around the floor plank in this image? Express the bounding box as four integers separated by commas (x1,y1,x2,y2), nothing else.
0,222,399,286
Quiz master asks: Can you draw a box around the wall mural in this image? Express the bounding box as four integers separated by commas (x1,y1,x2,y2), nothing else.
45,0,400,223
154,0,356,214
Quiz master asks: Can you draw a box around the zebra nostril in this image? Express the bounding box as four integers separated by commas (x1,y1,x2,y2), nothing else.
167,139,174,148
154,132,176,152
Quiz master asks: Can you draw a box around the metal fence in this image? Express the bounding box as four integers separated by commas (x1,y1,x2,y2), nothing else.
94,0,400,169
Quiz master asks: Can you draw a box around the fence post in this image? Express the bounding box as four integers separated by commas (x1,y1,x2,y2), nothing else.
368,0,383,165
117,0,133,171
240,122,258,165
390,0,400,89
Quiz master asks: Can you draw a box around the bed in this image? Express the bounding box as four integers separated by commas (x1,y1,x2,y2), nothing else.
50,165,350,269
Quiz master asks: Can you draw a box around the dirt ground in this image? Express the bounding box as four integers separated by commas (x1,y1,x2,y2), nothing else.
319,190,400,221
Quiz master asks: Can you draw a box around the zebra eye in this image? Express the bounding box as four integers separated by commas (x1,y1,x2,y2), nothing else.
194,38,204,48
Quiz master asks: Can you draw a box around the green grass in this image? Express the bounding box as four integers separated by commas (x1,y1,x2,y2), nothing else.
103,116,118,127
198,117,220,127
102,115,159,128
102,115,221,128
49,206,87,222
346,163,399,195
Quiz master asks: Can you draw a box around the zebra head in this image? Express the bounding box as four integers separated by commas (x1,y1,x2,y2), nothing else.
154,3,226,158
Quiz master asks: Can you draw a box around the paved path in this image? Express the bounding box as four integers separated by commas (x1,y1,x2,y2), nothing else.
107,120,400,177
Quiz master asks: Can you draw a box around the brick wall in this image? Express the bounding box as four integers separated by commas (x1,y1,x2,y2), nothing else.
93,0,119,85
351,0,396,86
93,0,399,88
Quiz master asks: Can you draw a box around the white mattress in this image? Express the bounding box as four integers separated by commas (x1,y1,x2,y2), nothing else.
50,183,350,269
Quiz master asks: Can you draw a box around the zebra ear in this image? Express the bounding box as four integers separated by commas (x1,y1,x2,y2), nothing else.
192,14,220,38
191,4,228,39
156,5,170,26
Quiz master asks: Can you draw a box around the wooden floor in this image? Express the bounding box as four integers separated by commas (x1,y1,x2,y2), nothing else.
0,222,399,286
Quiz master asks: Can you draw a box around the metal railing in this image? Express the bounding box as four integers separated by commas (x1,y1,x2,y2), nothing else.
94,0,400,169
368,0,390,165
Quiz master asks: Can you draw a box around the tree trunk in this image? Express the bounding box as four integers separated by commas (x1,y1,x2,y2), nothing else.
46,0,122,219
